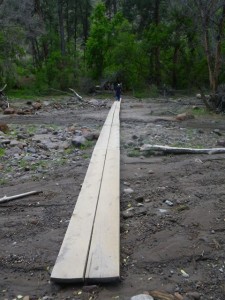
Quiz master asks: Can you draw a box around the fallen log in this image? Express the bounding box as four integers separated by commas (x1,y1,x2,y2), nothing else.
140,144,225,155
0,191,42,204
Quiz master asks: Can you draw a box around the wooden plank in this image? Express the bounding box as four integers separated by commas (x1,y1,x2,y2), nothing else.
51,103,117,283
85,101,120,282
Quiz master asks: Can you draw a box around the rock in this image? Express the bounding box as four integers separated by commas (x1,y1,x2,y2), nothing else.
213,129,222,136
131,295,154,300
122,208,135,219
32,102,42,110
27,147,36,154
83,131,99,141
127,140,136,147
82,285,98,292
89,99,99,106
135,207,147,216
0,122,9,133
23,296,30,300
186,292,201,299
217,140,225,147
74,129,82,136
72,136,87,147
148,170,154,174
164,200,174,206
132,134,138,140
17,133,29,140
1,139,10,145
4,107,15,114
135,196,144,202
176,113,194,121
124,188,134,194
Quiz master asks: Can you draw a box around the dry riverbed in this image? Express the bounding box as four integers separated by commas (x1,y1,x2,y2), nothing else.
0,95,225,300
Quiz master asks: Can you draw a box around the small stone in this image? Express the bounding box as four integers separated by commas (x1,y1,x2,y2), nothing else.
82,285,98,292
186,292,201,299
181,269,189,278
144,199,151,203
27,147,36,154
148,170,154,174
131,295,154,300
122,208,135,219
165,200,174,206
135,196,144,203
213,129,222,136
23,296,30,300
135,207,147,216
217,140,225,147
124,188,134,194
89,99,99,106
72,136,87,147
4,107,15,115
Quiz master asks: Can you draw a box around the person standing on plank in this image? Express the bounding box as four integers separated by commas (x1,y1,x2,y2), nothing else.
115,83,122,101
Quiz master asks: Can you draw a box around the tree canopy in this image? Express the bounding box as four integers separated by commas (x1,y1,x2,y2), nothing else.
0,0,225,97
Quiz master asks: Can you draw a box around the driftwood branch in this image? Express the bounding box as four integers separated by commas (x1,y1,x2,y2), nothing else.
0,84,7,93
69,88,83,101
140,144,225,155
0,191,42,204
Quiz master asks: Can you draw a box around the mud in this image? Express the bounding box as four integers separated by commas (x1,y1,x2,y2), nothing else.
0,96,225,300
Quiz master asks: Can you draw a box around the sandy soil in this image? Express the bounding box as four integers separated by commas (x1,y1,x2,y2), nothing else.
0,95,225,300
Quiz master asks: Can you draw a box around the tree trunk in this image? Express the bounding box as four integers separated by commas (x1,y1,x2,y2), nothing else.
154,0,161,86
172,45,179,89
58,0,66,56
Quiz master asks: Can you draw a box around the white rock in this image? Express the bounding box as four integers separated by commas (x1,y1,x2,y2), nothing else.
124,188,134,194
131,295,154,300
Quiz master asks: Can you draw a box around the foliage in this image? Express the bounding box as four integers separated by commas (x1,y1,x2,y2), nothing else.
0,148,5,157
0,0,225,97
35,51,77,90
86,3,110,79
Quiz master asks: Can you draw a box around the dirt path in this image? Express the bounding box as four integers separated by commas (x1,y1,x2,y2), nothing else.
0,96,225,300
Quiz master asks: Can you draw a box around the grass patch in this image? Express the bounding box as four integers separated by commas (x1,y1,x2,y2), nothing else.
8,89,39,100
127,149,141,157
0,148,5,157
0,178,7,186
191,107,212,116
82,153,91,159
176,204,190,212
80,140,95,150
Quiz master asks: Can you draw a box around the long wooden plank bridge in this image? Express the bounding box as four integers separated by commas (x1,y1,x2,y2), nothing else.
51,101,120,283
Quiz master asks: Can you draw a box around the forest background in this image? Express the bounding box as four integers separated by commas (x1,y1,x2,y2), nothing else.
0,0,225,99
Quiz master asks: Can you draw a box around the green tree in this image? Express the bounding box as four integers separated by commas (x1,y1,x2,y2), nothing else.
105,14,148,89
86,3,110,79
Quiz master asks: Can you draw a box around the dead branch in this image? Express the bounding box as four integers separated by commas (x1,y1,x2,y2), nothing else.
0,84,7,93
0,191,42,204
69,88,83,101
140,144,225,155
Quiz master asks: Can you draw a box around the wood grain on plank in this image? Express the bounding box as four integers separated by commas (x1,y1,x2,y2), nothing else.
51,103,117,282
85,102,120,282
